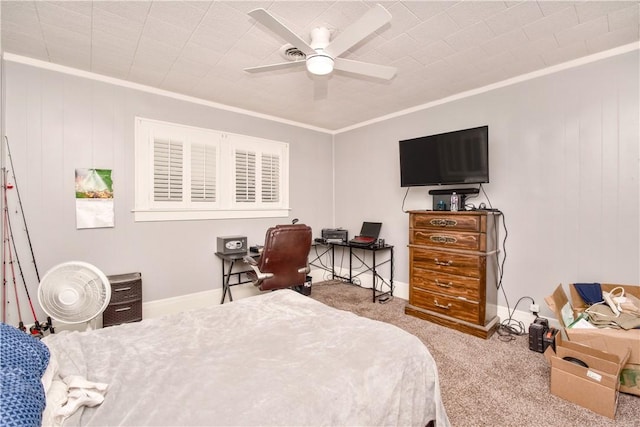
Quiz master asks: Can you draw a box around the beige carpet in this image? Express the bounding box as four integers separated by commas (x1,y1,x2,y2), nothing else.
310,281,639,427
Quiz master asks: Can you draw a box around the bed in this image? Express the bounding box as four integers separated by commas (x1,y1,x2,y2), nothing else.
26,290,448,426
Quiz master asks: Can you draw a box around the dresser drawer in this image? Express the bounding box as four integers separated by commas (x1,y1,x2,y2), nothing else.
411,229,485,251
411,288,481,324
411,247,483,279
108,273,142,304
411,267,481,300
103,301,142,326
411,213,483,232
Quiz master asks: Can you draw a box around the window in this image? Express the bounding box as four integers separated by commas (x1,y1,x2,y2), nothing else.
135,118,289,221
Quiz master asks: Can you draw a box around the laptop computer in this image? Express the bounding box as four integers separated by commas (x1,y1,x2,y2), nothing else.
349,222,382,247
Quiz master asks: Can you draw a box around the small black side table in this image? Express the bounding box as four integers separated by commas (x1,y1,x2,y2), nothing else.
215,251,260,304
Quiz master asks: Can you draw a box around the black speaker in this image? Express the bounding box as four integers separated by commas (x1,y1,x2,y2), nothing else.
428,187,479,195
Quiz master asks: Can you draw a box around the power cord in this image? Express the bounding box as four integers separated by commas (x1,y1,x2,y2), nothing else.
312,245,332,270
496,295,537,342
476,184,526,342
476,184,508,292
401,187,411,212
495,211,508,292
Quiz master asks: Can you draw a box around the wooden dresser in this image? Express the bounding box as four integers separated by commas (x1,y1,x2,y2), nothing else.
405,211,500,339
103,272,142,327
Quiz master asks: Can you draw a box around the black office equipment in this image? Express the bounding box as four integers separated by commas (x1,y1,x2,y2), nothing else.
349,222,382,247
322,228,348,243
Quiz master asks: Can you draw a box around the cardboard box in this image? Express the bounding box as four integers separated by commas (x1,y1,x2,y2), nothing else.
544,335,630,419
545,283,640,396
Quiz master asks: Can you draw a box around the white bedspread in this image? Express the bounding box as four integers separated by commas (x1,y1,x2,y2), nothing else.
43,290,449,426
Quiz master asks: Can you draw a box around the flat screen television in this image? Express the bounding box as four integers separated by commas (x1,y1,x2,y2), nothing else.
399,125,489,187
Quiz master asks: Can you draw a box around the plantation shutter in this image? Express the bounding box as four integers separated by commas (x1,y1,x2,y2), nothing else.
136,117,289,220
191,143,216,202
153,137,183,201
261,153,280,203
235,149,256,203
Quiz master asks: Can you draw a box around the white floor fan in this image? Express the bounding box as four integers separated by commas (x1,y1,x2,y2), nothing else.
38,261,111,331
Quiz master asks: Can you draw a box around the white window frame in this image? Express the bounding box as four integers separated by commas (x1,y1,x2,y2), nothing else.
134,117,289,221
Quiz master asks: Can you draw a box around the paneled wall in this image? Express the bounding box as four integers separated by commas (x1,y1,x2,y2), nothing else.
334,51,639,318
3,61,333,323
2,50,638,324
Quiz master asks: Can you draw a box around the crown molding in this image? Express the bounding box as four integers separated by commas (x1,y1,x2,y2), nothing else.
3,41,639,136
335,42,640,134
1,52,332,135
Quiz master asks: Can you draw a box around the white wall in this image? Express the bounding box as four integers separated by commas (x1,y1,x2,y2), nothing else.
333,51,639,319
2,60,333,324
2,50,638,326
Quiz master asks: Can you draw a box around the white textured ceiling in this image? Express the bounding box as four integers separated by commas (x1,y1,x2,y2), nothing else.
2,1,639,131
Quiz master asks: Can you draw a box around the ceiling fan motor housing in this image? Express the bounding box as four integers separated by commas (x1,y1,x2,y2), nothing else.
306,27,334,75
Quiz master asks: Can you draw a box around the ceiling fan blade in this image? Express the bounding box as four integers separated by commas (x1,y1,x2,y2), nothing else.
334,58,396,80
244,61,306,74
248,8,316,56
324,4,391,58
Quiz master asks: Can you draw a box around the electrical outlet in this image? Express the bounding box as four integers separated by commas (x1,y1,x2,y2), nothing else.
530,303,540,313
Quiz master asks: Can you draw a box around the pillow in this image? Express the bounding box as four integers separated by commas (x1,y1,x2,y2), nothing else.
0,322,50,427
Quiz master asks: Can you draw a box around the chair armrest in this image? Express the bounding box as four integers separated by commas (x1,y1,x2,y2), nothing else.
243,255,274,281
243,255,258,266
298,259,310,275
247,264,273,281
297,264,310,274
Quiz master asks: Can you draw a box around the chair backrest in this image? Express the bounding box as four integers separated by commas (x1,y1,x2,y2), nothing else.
256,224,312,291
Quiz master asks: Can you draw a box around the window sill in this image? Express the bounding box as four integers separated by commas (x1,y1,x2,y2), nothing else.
133,208,290,222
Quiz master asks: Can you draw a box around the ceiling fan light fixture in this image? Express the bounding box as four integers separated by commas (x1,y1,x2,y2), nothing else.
306,53,334,75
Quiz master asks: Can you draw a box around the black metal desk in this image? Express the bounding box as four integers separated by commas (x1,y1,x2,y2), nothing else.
312,241,394,302
215,251,260,304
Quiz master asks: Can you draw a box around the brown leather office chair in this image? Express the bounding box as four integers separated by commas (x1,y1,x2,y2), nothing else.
243,224,312,291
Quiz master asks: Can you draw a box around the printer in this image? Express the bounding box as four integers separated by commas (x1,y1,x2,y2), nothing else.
321,228,348,243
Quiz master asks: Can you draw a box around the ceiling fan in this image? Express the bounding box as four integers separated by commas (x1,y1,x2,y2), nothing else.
244,4,397,81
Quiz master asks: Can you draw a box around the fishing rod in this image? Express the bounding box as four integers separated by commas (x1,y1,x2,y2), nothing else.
3,167,42,333
2,175,25,330
2,198,6,324
3,136,52,335
4,136,40,281
4,211,25,331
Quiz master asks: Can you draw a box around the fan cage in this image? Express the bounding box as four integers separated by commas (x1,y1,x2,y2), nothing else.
38,261,111,324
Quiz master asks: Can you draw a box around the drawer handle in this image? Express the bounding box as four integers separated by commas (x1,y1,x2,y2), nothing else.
434,258,453,266
429,219,457,227
434,299,452,310
114,307,132,312
430,235,457,244
435,279,452,288
114,287,132,292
